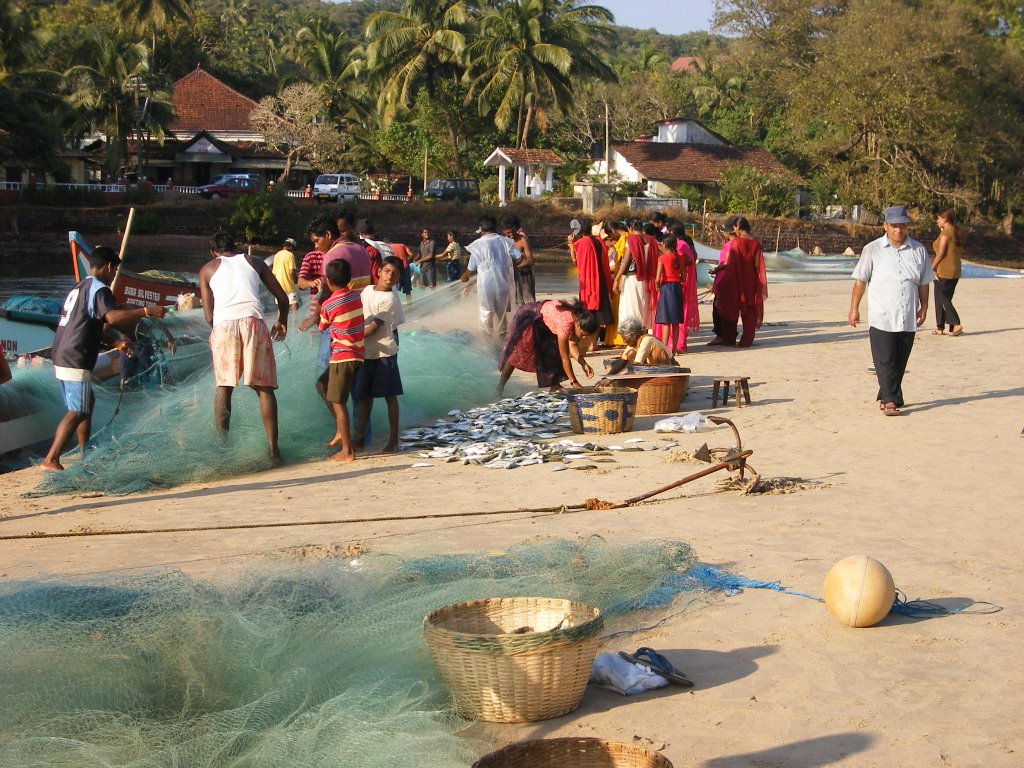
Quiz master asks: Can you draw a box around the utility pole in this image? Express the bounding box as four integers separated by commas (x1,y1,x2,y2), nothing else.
604,102,610,185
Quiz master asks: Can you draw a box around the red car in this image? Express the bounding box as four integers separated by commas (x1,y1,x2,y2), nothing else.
198,176,262,199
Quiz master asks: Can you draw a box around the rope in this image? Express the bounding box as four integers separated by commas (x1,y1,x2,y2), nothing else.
890,589,1003,617
0,503,589,541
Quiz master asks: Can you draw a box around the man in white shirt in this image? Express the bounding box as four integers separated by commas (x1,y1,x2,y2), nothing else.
848,205,934,416
461,215,519,341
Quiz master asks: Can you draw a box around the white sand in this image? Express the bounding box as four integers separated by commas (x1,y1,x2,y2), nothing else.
1,278,1022,766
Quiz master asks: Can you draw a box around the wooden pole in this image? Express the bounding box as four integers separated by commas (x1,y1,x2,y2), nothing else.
110,207,135,295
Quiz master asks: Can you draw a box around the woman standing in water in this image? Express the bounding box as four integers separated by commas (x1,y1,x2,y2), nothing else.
931,209,965,336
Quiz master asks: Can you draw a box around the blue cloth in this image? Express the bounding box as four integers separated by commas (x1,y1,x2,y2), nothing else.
59,379,95,414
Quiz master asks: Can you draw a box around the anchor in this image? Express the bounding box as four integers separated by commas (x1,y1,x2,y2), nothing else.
623,416,759,505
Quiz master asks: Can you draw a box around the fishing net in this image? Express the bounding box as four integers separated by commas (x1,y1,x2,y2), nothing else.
35,282,519,495
0,537,699,768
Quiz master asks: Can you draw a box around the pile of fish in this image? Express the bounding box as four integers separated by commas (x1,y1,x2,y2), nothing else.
400,391,678,470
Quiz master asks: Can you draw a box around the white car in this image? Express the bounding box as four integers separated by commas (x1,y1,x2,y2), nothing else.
313,173,360,202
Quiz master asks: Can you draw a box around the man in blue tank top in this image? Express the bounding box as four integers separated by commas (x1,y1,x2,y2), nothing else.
42,246,167,471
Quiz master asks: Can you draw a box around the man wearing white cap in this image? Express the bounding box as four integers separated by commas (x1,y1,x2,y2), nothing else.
271,237,300,314
848,205,934,416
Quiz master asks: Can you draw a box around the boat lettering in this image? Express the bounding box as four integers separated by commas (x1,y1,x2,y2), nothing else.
123,287,162,302
1,339,17,352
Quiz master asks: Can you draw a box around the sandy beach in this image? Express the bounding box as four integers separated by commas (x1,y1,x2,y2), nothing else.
1,277,1022,767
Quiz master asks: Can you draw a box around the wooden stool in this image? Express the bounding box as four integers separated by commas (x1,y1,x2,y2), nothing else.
712,376,752,408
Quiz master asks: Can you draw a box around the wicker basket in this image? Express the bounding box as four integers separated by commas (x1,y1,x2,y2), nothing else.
423,597,603,723
472,737,674,768
566,387,637,435
634,375,689,416
626,364,686,375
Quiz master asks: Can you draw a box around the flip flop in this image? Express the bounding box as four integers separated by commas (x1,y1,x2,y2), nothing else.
618,647,694,687
931,329,945,335
950,327,964,336
882,404,900,416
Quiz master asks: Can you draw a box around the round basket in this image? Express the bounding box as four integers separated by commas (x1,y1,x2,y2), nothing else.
423,597,603,723
473,737,674,768
566,386,638,435
634,375,689,416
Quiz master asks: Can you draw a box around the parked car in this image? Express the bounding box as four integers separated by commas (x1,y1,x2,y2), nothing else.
423,178,480,203
313,173,361,202
198,176,262,199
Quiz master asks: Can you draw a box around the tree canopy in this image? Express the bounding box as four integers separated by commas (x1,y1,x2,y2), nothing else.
1,0,1021,221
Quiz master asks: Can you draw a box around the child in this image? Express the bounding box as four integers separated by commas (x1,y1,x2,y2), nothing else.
353,257,405,453
317,259,364,462
655,236,686,354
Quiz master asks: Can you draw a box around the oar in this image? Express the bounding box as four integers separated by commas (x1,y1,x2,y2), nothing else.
110,207,136,296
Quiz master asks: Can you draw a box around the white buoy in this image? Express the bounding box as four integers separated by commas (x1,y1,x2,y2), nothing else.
823,555,895,628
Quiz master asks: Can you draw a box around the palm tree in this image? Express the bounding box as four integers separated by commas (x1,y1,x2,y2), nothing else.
289,21,371,125
365,0,470,174
115,0,194,71
61,29,172,178
465,0,616,149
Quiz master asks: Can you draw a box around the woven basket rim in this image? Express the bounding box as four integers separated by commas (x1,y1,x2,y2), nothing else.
424,596,602,637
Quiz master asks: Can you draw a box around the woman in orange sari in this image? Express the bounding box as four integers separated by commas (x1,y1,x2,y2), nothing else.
716,216,767,347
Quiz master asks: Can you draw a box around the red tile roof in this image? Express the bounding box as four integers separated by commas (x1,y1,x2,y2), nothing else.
168,67,261,133
670,56,704,74
495,147,564,165
612,141,799,184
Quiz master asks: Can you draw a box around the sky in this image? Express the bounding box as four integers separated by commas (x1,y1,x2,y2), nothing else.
596,0,717,35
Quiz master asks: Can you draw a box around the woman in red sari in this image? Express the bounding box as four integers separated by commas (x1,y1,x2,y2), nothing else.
568,217,613,333
715,216,767,347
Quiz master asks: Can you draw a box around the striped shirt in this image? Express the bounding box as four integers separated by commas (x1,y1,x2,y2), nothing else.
318,287,364,363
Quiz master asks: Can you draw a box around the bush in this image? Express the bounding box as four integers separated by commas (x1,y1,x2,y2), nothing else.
718,164,797,217
18,184,107,207
230,188,305,245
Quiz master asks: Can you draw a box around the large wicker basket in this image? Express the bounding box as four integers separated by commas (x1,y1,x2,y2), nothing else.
472,737,674,767
634,375,689,416
423,597,603,723
566,387,637,435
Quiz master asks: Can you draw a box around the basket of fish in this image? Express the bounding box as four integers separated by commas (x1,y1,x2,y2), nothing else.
472,737,674,767
565,387,637,435
424,597,603,723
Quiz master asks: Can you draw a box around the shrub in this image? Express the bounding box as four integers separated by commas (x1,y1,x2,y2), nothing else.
230,188,305,245
718,164,797,217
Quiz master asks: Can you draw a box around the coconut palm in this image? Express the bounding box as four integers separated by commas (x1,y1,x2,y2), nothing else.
289,21,371,124
464,0,616,149
365,0,470,174
61,28,172,177
115,0,194,70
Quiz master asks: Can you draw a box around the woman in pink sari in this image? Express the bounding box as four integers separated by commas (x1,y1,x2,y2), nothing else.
673,225,701,350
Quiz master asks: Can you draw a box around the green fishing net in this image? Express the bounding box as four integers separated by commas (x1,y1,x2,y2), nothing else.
0,538,698,768
35,283,520,495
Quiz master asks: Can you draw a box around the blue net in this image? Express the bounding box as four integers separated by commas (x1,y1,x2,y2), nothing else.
33,282,519,495
0,538,698,767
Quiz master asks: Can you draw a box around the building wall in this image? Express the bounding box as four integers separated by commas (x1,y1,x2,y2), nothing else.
655,121,725,145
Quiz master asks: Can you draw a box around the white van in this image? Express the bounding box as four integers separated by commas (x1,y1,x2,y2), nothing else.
313,173,361,202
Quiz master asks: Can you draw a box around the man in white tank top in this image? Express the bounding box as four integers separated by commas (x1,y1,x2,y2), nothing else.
198,231,290,465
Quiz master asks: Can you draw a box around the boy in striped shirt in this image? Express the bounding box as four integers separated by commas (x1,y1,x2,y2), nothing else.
318,258,364,462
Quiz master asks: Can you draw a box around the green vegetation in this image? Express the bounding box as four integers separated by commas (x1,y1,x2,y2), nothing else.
1,0,1022,224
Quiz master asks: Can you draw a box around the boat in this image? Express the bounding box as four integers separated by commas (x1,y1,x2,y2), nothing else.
1,229,210,459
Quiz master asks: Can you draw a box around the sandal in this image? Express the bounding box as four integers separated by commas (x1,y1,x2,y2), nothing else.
882,403,900,416
618,647,694,687
950,327,964,337
931,329,945,335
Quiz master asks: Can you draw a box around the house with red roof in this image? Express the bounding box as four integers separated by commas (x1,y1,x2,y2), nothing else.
590,117,797,200
137,67,312,187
